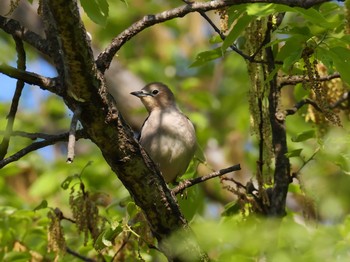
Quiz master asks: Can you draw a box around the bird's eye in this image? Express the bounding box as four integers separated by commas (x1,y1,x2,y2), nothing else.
152,89,159,95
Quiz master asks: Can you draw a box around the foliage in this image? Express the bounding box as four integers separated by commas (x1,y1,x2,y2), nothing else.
1,0,350,261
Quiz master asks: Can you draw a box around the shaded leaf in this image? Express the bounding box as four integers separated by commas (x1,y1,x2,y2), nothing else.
285,148,303,158
61,174,79,190
222,201,240,216
291,130,316,142
33,200,48,211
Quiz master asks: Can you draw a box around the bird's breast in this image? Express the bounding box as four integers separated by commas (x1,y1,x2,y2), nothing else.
139,109,197,182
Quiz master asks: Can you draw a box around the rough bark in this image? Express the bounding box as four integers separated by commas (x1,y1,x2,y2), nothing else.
39,0,206,260
265,18,291,216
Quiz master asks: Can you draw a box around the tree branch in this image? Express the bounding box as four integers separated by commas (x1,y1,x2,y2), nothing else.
66,247,96,262
67,106,82,163
265,16,291,216
279,72,341,88
96,0,332,72
0,130,88,169
274,98,321,121
0,63,58,93
0,130,64,140
0,36,26,160
330,91,349,109
0,15,49,56
172,164,241,195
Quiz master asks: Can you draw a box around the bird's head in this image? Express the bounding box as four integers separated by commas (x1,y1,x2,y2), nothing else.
131,82,177,112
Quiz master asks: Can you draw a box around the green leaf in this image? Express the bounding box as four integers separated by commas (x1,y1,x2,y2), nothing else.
126,202,138,219
327,46,350,85
33,200,48,211
3,251,32,262
292,7,337,29
94,222,123,250
263,65,281,85
209,35,223,44
276,35,306,72
291,130,316,142
274,4,339,29
222,201,240,216
120,0,129,7
288,183,302,194
222,14,254,52
285,148,303,158
294,83,309,101
80,0,109,26
177,185,204,221
61,174,79,190
246,3,275,16
102,223,123,246
190,48,224,67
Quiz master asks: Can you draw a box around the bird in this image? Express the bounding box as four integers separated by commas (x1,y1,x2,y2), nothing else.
130,82,197,183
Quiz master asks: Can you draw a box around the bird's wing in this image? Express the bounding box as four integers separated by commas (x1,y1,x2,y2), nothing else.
137,115,150,141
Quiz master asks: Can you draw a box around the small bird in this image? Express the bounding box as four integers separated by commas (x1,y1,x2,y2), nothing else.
131,82,197,183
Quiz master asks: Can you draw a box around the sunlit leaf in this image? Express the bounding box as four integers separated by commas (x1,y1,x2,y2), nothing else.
190,48,224,67
246,3,275,16
327,46,350,85
222,13,254,52
80,0,109,26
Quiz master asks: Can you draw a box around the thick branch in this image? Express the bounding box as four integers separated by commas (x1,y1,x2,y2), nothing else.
41,1,208,260
0,63,58,93
173,164,241,195
265,17,291,216
96,0,332,72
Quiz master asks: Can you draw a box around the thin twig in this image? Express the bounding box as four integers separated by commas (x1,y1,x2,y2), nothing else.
278,98,321,119
292,147,320,180
112,234,130,262
0,36,26,160
172,164,241,195
66,246,96,262
330,91,349,109
220,176,247,189
0,130,88,169
67,107,82,163
190,6,253,61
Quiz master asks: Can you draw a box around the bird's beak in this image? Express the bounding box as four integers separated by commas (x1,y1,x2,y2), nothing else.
130,90,151,97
